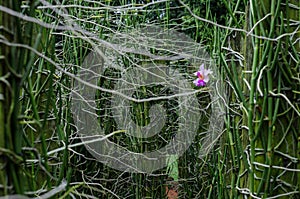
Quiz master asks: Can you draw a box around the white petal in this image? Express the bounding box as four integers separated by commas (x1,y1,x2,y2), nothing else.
204,69,213,76
199,63,205,71
204,76,210,82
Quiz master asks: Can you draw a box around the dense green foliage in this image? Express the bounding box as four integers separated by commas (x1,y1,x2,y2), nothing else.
0,0,299,198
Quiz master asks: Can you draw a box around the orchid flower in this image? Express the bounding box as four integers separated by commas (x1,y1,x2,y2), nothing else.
193,64,213,87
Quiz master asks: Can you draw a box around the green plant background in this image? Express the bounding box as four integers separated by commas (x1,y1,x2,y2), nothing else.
0,0,299,198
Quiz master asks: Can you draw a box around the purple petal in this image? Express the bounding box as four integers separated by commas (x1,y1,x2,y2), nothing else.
193,78,206,87
194,71,200,76
199,80,206,86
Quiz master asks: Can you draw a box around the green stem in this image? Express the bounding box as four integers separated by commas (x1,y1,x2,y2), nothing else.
248,36,259,196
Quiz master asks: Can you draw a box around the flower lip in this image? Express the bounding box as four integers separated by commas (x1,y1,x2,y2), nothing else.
193,79,206,87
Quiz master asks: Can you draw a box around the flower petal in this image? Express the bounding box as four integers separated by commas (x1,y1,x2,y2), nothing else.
194,78,206,87
203,75,210,82
193,79,199,86
194,71,200,76
198,80,206,86
204,69,213,76
199,63,205,71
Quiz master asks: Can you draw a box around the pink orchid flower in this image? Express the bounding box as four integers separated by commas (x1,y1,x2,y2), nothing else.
193,64,213,87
